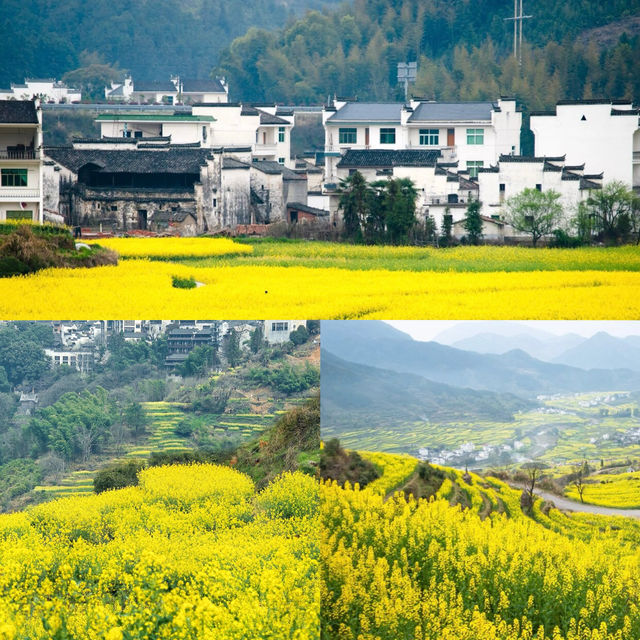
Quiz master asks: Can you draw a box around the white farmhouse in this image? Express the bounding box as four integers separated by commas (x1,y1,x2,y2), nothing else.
477,155,603,222
95,104,294,167
323,97,521,184
0,78,81,103
263,320,306,344
530,100,640,189
0,99,43,223
106,76,229,105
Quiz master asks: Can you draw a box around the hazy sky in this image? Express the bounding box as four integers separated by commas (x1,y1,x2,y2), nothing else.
385,321,640,342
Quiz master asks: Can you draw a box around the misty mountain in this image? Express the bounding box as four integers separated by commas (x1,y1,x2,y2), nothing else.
552,332,640,372
433,321,559,345
451,332,586,361
321,321,640,398
320,350,533,432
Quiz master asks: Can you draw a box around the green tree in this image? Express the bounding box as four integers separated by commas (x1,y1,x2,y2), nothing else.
289,325,309,346
440,209,453,247
504,188,563,247
180,345,218,378
223,329,242,367
249,325,265,354
338,171,371,241
0,329,50,386
383,178,418,244
587,181,635,244
463,198,483,245
124,401,148,443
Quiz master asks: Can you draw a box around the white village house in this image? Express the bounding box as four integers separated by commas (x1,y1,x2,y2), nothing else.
95,104,294,167
0,99,44,223
530,100,640,190
105,76,229,105
0,79,81,104
322,97,522,185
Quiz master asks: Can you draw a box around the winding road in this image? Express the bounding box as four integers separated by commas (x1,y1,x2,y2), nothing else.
517,485,640,519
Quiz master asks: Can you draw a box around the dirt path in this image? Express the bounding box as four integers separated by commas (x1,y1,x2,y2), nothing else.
514,484,640,519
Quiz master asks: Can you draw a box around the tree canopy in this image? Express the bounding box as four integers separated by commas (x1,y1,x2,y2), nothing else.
503,188,563,247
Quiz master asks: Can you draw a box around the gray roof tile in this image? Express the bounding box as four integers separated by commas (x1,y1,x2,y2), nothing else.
327,102,403,122
408,101,495,122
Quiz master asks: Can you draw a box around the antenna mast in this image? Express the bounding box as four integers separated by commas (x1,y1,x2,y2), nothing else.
504,0,532,65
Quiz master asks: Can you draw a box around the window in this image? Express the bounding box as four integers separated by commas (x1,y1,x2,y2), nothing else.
466,161,484,178
535,184,542,191
271,322,289,332
466,128,484,145
202,126,208,142
419,129,439,146
278,126,285,142
6,210,32,220
213,198,217,208
380,128,396,144
338,128,357,144
278,157,285,165
123,130,132,138
1,169,28,187
133,131,142,139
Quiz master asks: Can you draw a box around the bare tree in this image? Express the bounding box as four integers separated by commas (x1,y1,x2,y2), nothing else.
110,420,129,454
77,425,98,464
571,460,589,504
521,462,549,512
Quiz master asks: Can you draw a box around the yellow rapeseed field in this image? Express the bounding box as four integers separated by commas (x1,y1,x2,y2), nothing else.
0,465,319,640
1,257,639,318
321,453,640,640
90,237,253,259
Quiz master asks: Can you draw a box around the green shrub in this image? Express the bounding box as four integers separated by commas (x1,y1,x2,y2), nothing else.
93,460,145,493
172,275,197,289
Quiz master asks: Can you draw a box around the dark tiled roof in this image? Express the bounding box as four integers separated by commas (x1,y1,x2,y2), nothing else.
611,108,640,116
251,160,304,180
223,157,249,170
561,170,581,181
499,154,566,163
133,81,177,92
258,110,290,125
477,166,499,173
337,149,440,168
564,163,585,170
580,177,602,190
180,78,226,93
45,147,213,174
583,172,603,179
241,105,260,116
0,100,38,124
408,101,495,122
137,142,201,149
326,102,403,123
557,99,620,105
543,161,563,172
529,111,555,117
107,85,125,97
287,202,330,217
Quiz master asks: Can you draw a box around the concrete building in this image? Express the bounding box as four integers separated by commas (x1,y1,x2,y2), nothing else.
530,100,640,189
0,79,81,103
45,349,94,373
263,320,306,344
323,97,521,184
0,100,43,223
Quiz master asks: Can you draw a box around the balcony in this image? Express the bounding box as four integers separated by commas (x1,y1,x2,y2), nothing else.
253,143,278,156
633,151,640,163
0,149,40,160
0,188,40,199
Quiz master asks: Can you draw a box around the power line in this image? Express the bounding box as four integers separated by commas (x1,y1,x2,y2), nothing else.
504,0,532,65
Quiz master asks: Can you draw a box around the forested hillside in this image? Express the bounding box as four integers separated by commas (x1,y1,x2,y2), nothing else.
217,0,640,105
0,0,340,88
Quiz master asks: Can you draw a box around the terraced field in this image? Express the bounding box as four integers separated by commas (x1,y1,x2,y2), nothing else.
565,469,640,509
33,402,279,502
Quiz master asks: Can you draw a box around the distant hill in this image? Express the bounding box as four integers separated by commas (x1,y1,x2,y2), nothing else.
552,332,640,372
320,350,532,433
322,321,640,397
0,0,341,88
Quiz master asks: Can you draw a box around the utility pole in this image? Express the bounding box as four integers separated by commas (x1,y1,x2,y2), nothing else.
504,0,532,65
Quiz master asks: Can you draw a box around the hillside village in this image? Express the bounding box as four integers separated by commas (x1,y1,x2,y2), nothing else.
0,84,638,241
